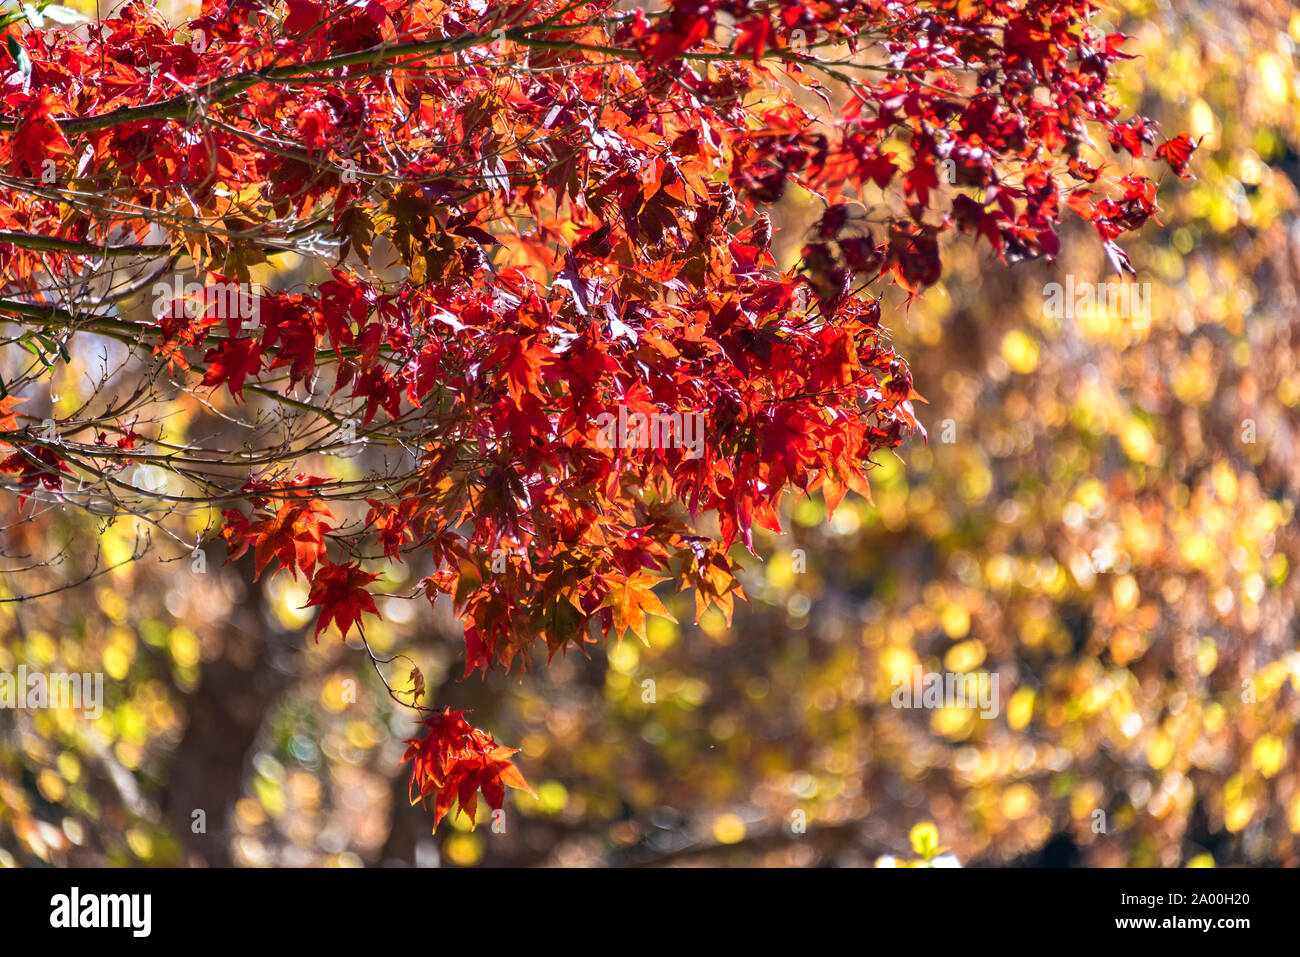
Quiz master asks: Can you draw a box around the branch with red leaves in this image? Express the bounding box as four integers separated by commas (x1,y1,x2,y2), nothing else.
0,0,1194,829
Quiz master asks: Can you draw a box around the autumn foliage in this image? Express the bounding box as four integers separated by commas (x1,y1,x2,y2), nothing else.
0,0,1192,827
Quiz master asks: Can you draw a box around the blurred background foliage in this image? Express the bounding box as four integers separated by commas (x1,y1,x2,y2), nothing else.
2,0,1300,867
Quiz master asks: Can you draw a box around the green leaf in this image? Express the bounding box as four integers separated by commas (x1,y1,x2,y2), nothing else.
18,331,64,368
6,34,31,80
19,339,52,368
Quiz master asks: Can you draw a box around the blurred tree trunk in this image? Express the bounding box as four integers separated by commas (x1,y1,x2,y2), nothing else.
161,551,294,866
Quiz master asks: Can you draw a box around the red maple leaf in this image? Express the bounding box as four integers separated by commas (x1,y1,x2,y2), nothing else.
220,508,253,563
0,445,74,507
1107,117,1157,158
861,151,898,190
201,338,263,400
1155,133,1201,179
303,560,380,640
735,17,773,62
904,155,941,207
6,92,73,178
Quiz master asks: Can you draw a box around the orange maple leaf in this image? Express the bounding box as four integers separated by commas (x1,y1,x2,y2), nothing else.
248,498,333,579
0,396,25,446
600,571,676,643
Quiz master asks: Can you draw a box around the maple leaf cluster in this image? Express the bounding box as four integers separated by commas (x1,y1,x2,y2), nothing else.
401,707,533,829
0,0,1193,826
